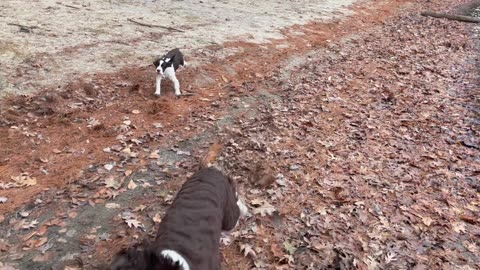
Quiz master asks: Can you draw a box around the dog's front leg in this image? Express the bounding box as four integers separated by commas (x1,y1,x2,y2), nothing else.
155,74,162,96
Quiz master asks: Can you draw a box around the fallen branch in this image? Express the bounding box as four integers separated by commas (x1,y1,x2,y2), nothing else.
62,4,81,9
421,11,480,23
178,93,195,97
127,18,185,33
7,23,39,33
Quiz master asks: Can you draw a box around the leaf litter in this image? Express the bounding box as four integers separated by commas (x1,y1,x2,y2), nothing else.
0,0,478,269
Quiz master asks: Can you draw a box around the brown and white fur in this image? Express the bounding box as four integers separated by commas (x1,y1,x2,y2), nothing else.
110,143,248,270
153,48,186,97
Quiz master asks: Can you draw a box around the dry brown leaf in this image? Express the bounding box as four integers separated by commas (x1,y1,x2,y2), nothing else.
452,222,466,233
421,217,433,226
240,243,256,257
132,110,141,114
22,231,37,241
21,220,39,230
125,218,142,229
125,170,133,177
149,151,160,159
34,237,48,248
36,226,48,236
253,201,276,217
127,179,137,190
133,204,146,212
104,176,121,189
271,243,284,258
11,173,37,187
105,203,121,209
152,213,162,224
0,240,9,252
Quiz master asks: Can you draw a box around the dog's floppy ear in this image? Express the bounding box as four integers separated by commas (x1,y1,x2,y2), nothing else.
153,58,160,67
168,54,175,63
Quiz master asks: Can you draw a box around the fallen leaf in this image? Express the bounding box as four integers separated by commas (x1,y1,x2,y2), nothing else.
220,234,231,246
133,204,146,212
149,151,160,159
104,176,121,189
452,221,466,233
104,163,115,171
253,201,276,217
152,213,162,224
125,219,142,229
105,203,121,209
127,180,137,190
11,174,37,187
271,243,284,258
250,198,263,206
0,262,17,270
0,240,9,252
34,237,48,248
240,243,256,257
283,241,296,255
32,252,53,262
22,220,39,230
422,217,433,226
125,170,133,177
36,226,48,236
0,214,4,223
132,110,141,114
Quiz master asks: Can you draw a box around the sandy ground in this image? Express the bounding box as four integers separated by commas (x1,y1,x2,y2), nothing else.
0,0,479,269
0,0,356,96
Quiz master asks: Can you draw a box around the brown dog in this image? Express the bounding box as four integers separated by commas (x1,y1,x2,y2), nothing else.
110,145,248,270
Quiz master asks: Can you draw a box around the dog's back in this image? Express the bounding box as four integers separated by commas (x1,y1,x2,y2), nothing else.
153,167,240,270
110,167,241,270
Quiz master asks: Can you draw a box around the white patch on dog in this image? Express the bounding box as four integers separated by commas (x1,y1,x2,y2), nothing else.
161,249,190,270
163,66,181,96
237,199,249,217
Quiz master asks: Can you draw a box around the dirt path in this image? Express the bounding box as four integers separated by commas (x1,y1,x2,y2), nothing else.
1,0,479,269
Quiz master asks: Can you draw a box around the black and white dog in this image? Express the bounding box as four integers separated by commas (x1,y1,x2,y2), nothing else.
153,48,186,96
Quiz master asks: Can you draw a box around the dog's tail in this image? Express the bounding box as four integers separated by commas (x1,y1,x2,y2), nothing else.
199,141,223,170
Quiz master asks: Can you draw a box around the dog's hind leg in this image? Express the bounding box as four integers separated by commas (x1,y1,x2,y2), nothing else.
172,75,181,96
164,66,181,96
155,74,162,96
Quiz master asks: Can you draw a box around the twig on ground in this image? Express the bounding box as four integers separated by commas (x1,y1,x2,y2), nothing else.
178,93,195,97
421,11,480,23
127,18,185,33
7,23,39,33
